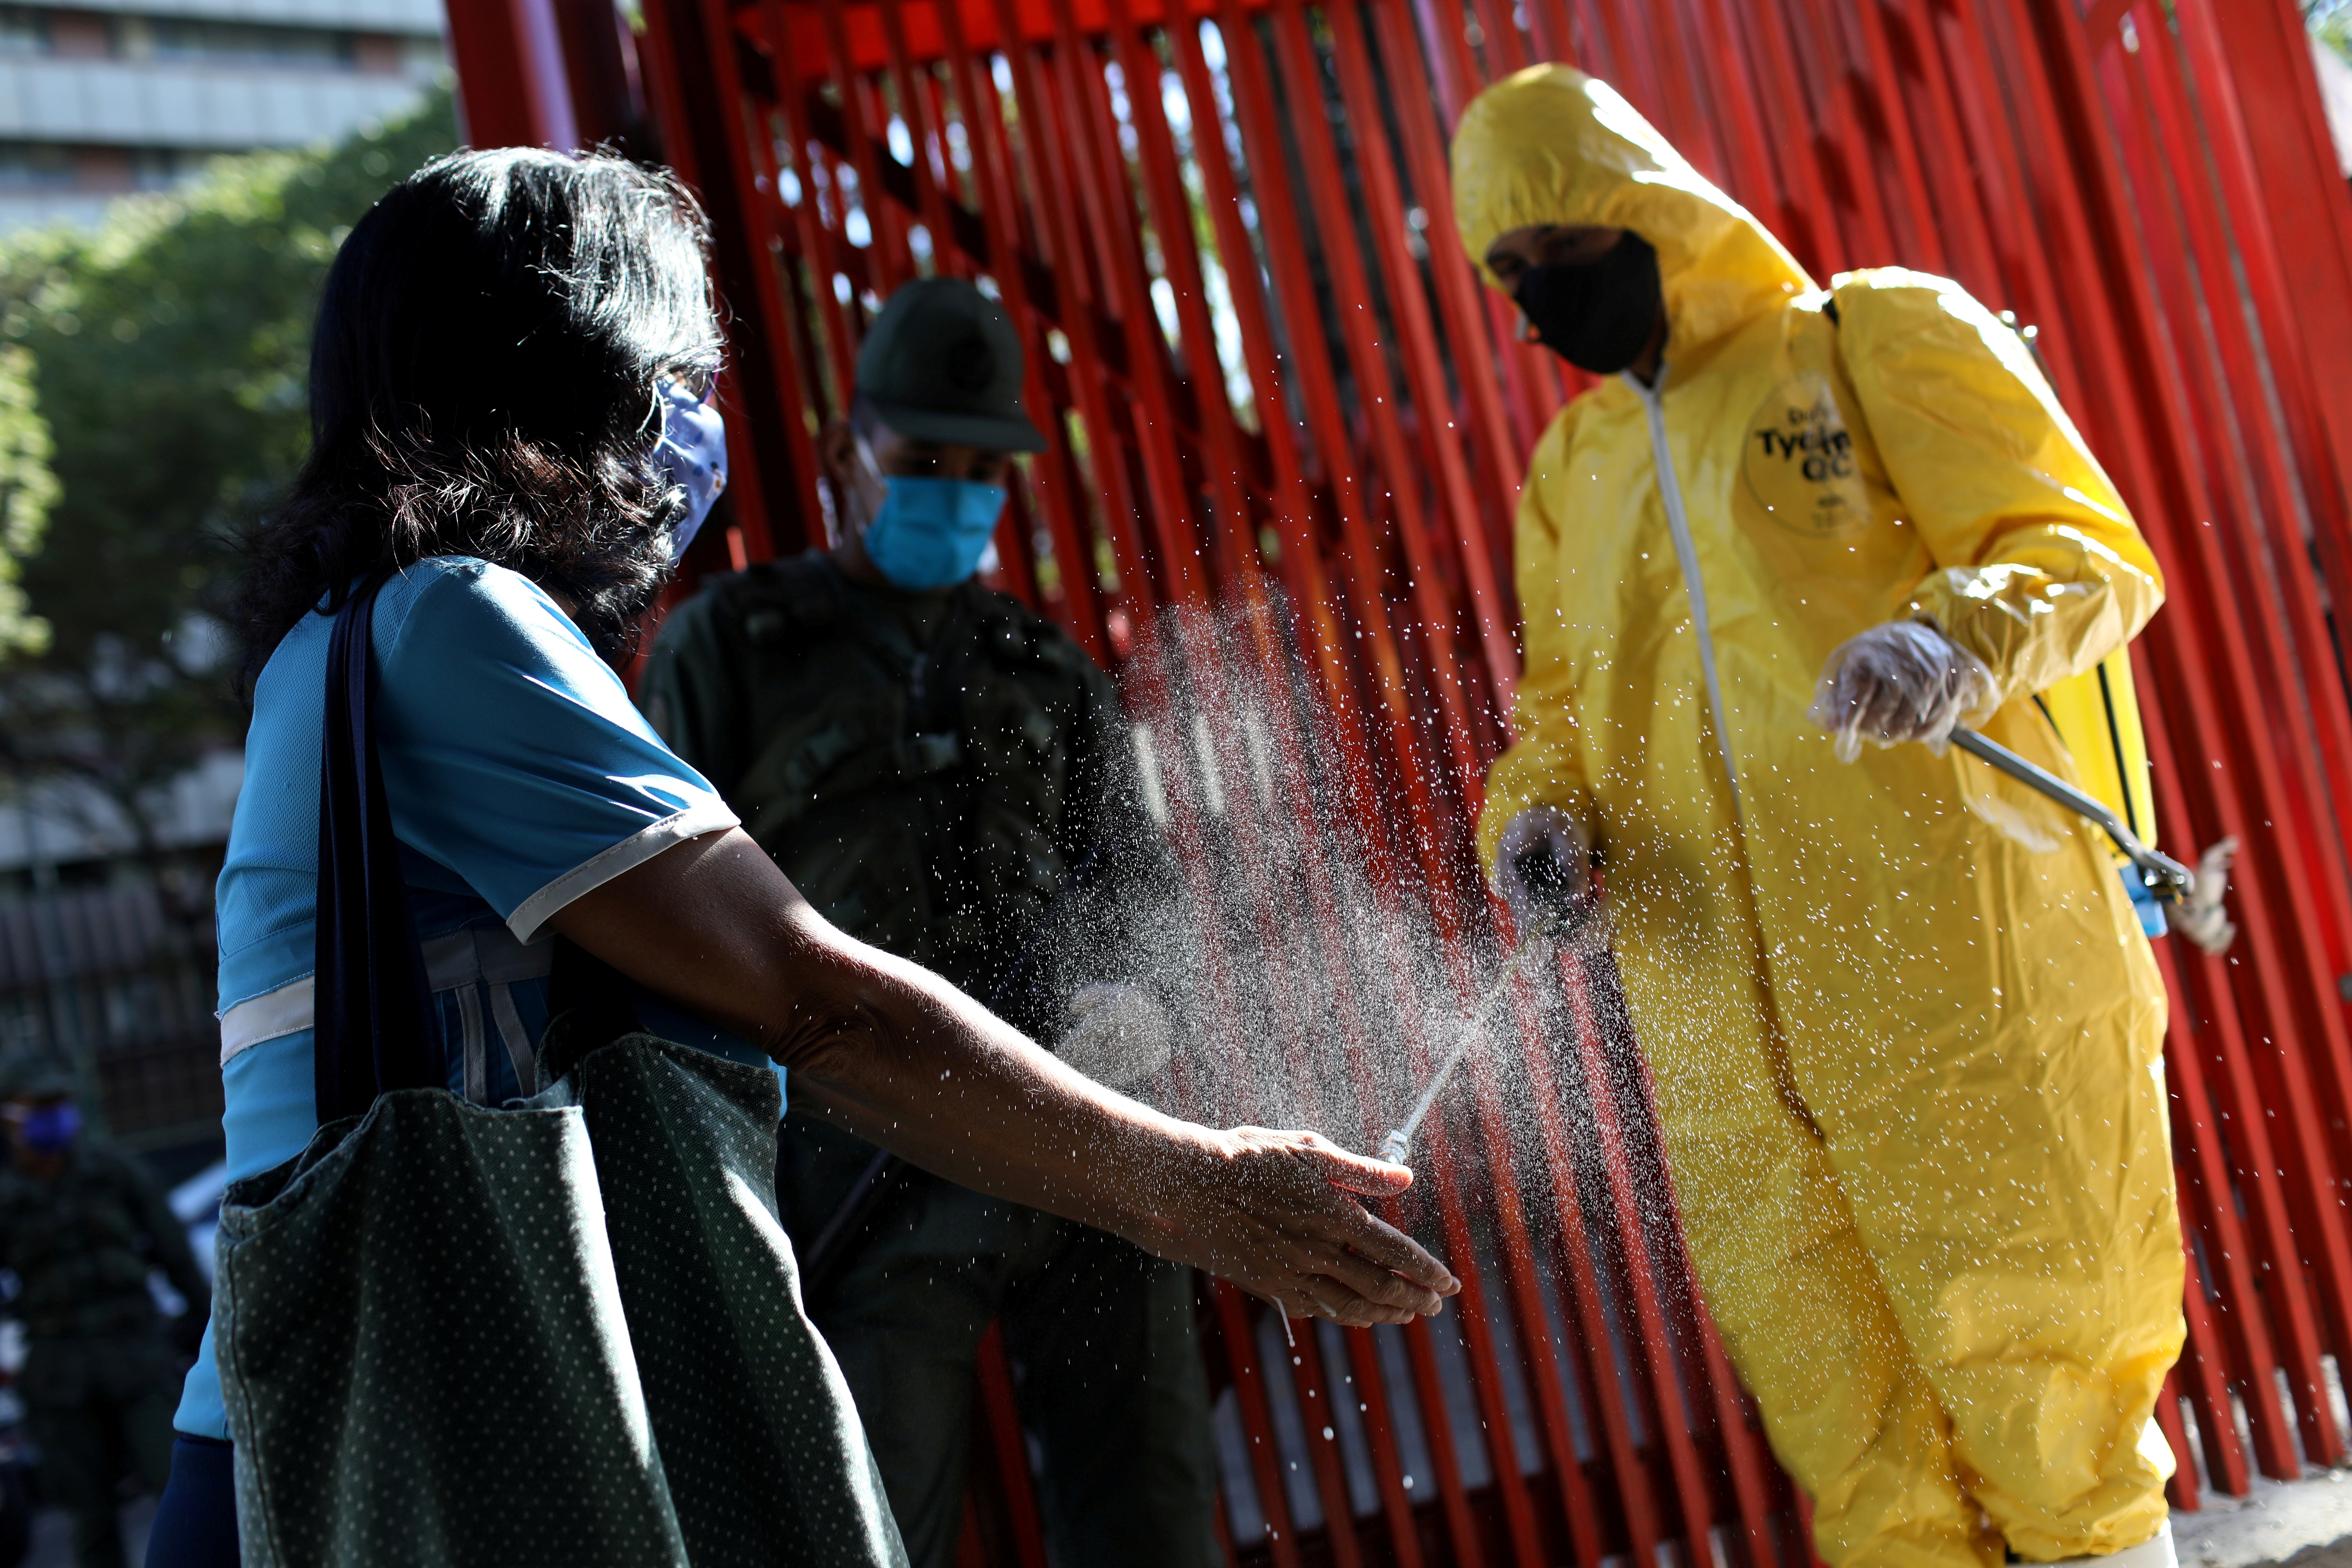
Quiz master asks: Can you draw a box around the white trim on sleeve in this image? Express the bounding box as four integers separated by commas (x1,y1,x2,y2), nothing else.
505,801,740,944
217,980,314,1064
218,924,559,1068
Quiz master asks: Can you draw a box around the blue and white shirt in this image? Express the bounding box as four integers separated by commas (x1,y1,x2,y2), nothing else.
178,557,750,1440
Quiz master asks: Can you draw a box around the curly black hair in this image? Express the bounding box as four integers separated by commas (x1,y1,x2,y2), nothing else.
235,147,724,689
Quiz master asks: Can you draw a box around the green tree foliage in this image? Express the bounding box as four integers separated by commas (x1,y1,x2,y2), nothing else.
0,88,457,878
2312,0,2352,63
0,343,57,660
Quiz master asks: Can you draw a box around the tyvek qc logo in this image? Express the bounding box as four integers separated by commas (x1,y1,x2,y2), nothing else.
1743,370,1870,540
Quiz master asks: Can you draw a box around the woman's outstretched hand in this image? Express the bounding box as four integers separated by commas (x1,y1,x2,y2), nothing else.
1118,1127,1456,1325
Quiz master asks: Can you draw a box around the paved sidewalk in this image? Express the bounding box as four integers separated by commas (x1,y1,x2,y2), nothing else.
2180,1470,2352,1568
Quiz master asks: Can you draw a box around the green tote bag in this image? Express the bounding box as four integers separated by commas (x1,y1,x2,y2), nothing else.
211,571,906,1568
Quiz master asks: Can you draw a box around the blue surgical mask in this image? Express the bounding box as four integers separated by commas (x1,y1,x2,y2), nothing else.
857,441,1007,590
653,380,728,564
21,1102,77,1155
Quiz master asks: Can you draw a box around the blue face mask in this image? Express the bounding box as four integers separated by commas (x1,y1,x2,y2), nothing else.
20,1102,77,1155
858,446,1007,590
653,380,728,564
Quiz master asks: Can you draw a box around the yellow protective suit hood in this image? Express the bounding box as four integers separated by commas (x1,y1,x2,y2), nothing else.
1452,65,1811,360
1455,65,2181,1568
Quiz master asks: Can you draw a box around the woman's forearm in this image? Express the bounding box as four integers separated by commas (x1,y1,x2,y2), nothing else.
761,921,1219,1241
553,828,1456,1322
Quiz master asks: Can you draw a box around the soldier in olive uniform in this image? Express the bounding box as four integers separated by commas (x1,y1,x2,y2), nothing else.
0,1061,206,1567
639,278,1219,1568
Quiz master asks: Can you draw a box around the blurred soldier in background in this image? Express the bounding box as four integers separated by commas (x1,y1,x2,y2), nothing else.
0,1059,206,1567
640,276,1217,1568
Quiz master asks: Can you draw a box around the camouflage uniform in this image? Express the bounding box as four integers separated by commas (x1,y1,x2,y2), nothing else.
642,552,1220,1568
0,1138,207,1567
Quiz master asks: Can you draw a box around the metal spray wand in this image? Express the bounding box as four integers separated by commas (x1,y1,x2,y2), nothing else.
1375,846,1606,1166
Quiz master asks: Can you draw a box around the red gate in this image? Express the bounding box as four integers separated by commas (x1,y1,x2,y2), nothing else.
451,0,2352,1561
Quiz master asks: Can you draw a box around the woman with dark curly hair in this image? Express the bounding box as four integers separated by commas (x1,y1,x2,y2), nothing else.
146,147,1455,1565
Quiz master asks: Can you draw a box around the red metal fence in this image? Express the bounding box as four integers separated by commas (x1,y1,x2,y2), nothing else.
451,0,2352,1561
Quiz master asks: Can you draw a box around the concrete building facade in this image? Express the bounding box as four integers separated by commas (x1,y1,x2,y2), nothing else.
0,0,444,231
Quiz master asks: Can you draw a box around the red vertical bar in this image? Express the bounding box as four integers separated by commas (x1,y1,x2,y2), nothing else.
1460,993,1623,1560
1840,0,1949,275
2155,1368,2199,1512
1244,32,1581,1561
1411,0,1480,131
1212,1284,1306,1568
930,5,1114,657
446,0,568,148
1467,0,1531,81
1164,17,1373,746
1592,966,1784,1561
2205,0,2352,523
1999,1,2352,1466
1287,1318,1369,1568
2141,683,2310,1479
1039,0,1207,606
1337,1325,1432,1568
1166,52,1489,1411
1579,0,1711,180
1325,0,1519,706
1877,0,2004,300
758,3,862,403
1951,12,2352,1475
704,0,812,557
1416,1142,1547,1563
987,14,1155,618
1562,952,1720,1559
1266,5,1498,784
1778,0,1897,265
1364,0,1530,537
1921,0,2076,377
2163,0,2352,894
2118,6,2352,1005
1097,0,1259,581
853,70,925,280
1394,1312,1494,1568
1211,2,1447,769
819,0,910,297
975,1327,1053,1568
2174,1278,2248,1498
1518,981,1671,1567
636,0,780,559
1687,0,1815,266
874,0,961,253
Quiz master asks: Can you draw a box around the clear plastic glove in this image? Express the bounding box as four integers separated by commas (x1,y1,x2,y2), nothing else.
2172,836,2240,957
1807,620,2000,763
1492,805,1594,932
1055,982,1175,1092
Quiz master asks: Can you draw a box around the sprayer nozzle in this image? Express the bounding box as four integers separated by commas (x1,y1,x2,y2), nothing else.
1377,1131,1410,1166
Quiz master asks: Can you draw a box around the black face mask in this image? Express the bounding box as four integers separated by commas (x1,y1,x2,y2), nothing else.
1514,232,1664,375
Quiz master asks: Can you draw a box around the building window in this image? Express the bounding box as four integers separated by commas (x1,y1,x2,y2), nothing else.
0,145,77,190
127,147,202,190
112,16,356,70
0,8,41,57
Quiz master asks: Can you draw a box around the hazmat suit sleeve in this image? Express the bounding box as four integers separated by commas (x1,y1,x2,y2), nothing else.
1834,272,2164,700
1477,405,1597,876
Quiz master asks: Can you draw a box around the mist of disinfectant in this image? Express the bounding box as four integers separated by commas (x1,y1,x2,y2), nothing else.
1036,588,1590,1179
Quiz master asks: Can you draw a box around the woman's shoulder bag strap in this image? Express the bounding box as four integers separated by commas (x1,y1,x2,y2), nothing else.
315,568,442,1123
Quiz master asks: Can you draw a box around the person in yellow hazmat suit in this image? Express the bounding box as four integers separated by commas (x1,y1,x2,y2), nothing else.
1453,65,2184,1568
